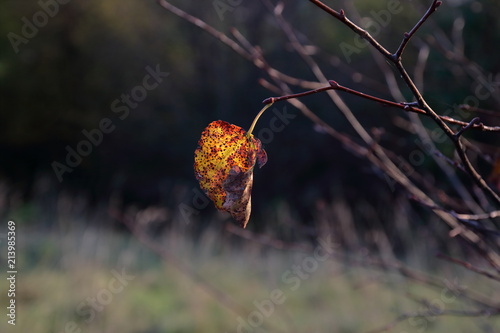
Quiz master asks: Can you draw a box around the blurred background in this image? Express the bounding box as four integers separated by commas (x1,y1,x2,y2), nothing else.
1,0,500,332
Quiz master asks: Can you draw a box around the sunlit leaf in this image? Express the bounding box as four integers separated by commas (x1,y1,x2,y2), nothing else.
194,120,267,227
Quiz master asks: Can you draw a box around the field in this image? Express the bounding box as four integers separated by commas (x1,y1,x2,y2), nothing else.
2,215,498,333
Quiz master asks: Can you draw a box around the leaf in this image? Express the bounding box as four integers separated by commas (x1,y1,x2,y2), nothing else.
194,120,267,228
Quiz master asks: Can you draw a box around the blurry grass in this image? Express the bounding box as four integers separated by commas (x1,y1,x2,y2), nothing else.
1,222,498,333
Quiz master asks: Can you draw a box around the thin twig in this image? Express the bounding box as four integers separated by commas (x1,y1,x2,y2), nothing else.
454,210,500,221
307,0,392,58
459,104,500,117
432,150,466,173
263,82,500,132
262,86,332,104
414,41,430,93
157,0,251,61
454,117,483,138
393,0,442,60
258,78,370,157
436,253,500,282
408,196,500,237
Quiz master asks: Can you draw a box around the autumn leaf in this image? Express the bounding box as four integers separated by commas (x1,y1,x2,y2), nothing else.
194,120,267,228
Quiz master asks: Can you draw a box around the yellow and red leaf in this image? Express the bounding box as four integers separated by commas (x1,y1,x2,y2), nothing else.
194,120,266,227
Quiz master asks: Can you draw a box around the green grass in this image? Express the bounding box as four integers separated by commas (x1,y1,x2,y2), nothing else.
0,225,498,333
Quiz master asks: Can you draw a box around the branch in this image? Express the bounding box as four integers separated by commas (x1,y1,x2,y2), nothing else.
307,0,392,58
454,210,500,221
437,253,500,282
459,104,500,118
328,81,498,130
393,0,442,60
452,133,500,206
306,0,500,205
454,117,483,139
259,79,370,158
408,196,500,238
262,86,332,104
432,150,467,173
262,82,500,132
157,0,251,61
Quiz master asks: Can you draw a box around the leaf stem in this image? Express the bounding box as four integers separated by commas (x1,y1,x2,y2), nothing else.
247,102,274,137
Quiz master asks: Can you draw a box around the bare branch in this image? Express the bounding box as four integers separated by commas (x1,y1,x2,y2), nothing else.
157,0,252,60
408,196,500,237
259,79,371,157
262,86,331,104
454,117,483,139
437,253,500,282
307,0,500,205
459,104,500,118
414,41,430,92
454,210,500,221
393,0,442,60
432,150,467,173
307,0,392,58
263,82,500,132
